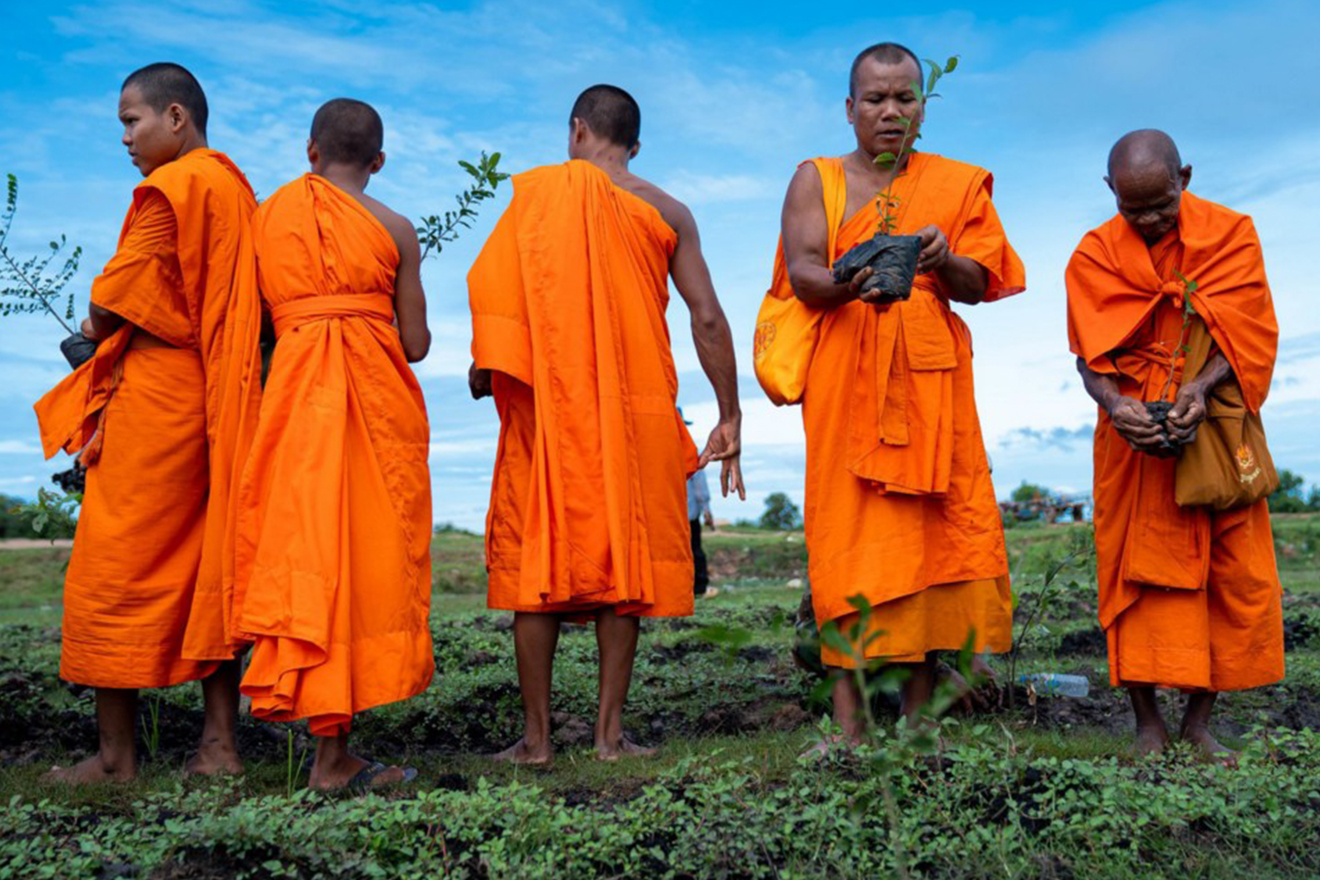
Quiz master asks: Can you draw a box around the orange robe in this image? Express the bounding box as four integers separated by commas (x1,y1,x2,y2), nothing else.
1066,191,1283,691
468,160,698,618
780,154,1025,667
33,149,262,688
234,175,434,735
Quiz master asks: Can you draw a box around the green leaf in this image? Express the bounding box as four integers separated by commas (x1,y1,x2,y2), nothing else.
873,152,898,167
945,55,960,73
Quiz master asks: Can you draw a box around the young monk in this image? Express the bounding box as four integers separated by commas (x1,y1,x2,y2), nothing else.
233,98,434,790
468,84,745,763
1067,130,1283,760
33,63,262,783
770,43,1025,748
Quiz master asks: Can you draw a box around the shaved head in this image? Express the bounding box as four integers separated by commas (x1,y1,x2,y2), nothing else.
849,42,922,97
121,62,208,137
1107,129,1182,179
310,98,384,168
1105,129,1191,243
569,84,641,150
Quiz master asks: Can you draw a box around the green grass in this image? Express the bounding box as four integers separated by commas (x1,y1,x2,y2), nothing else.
1,514,1318,878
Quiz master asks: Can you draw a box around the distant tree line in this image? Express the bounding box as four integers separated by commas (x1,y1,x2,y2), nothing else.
1269,469,1320,513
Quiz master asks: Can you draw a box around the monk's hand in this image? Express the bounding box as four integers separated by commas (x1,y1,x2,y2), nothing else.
848,266,880,303
468,363,492,400
80,317,100,342
914,225,951,275
1108,395,1175,456
1165,381,1208,444
698,417,746,501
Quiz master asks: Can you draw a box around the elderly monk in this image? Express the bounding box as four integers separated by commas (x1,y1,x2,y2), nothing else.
776,42,1024,745
1067,130,1283,759
233,99,433,790
468,84,745,763
33,63,262,783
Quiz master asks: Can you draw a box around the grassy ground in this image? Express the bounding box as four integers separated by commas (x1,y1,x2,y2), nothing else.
1,516,1319,878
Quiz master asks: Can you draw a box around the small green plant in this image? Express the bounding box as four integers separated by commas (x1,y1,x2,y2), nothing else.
1006,529,1091,706
15,487,80,540
872,56,958,235
285,728,310,797
0,174,82,333
1155,271,1200,404
416,152,509,261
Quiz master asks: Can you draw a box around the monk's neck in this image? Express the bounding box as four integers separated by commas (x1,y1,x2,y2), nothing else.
315,164,370,196
575,148,632,183
848,148,913,191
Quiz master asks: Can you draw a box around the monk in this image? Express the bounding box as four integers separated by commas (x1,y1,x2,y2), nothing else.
467,84,745,763
1067,130,1283,759
774,43,1024,746
33,63,262,783
234,99,434,790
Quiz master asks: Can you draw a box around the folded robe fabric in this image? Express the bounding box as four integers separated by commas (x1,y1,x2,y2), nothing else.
469,159,699,618
784,154,1025,667
235,174,434,735
33,149,262,688
1066,191,1283,690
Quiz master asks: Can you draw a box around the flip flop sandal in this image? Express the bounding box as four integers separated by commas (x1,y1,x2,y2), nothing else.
346,761,418,792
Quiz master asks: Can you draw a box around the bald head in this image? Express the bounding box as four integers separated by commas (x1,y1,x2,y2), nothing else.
1105,129,1191,243
570,84,641,150
310,98,384,168
849,42,922,97
122,62,208,137
1107,129,1182,179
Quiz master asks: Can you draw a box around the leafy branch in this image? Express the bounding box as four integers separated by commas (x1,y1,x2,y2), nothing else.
416,152,509,262
1,174,82,334
873,56,959,236
1156,271,1200,403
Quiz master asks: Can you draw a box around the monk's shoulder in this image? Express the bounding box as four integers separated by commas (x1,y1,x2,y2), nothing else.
139,150,252,213
626,176,692,236
917,153,993,189
360,194,418,255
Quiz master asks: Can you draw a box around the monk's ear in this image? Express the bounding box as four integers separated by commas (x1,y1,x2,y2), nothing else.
370,152,386,175
629,142,640,160
306,138,320,169
1104,175,1114,194
166,102,188,135
1179,164,1192,191
845,95,856,125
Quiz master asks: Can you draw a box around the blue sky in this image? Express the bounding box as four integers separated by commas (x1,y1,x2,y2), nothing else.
2,0,1318,530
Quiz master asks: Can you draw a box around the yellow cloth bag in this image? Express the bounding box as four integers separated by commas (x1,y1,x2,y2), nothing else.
753,158,847,406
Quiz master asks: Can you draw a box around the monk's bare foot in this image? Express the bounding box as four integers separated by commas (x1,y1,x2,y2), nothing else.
1181,726,1238,765
42,753,135,786
491,738,554,765
1132,724,1170,758
183,741,244,778
596,737,656,761
309,754,410,791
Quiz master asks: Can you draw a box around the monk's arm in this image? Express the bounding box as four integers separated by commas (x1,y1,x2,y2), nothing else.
1075,356,1169,453
387,215,431,363
781,165,870,307
82,191,177,341
915,225,989,305
667,202,745,499
83,303,124,341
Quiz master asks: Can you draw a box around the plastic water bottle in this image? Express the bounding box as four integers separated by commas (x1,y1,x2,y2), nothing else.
1019,673,1089,698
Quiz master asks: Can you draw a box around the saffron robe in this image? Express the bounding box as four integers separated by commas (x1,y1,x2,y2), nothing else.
783,154,1025,667
235,175,434,735
34,149,262,688
1066,190,1283,690
469,160,699,618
